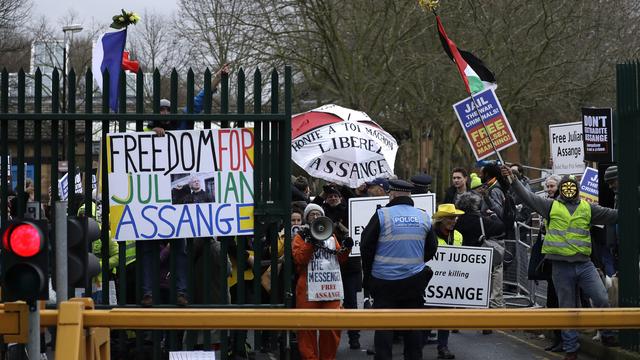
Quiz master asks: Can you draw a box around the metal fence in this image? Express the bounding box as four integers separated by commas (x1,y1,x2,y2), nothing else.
0,65,293,359
615,61,640,351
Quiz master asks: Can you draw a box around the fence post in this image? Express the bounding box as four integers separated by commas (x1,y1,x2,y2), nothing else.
616,61,640,351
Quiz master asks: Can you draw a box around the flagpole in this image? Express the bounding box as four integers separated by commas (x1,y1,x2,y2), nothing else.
426,3,505,164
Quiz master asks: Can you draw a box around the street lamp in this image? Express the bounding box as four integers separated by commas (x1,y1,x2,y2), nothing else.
62,24,83,113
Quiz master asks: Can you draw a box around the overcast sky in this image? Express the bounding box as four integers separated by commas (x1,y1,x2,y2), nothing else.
33,0,179,29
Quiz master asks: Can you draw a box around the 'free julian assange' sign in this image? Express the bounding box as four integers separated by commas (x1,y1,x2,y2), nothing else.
106,129,254,241
549,122,584,175
424,245,493,308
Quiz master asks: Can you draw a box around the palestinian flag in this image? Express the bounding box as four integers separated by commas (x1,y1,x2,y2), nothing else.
436,16,496,94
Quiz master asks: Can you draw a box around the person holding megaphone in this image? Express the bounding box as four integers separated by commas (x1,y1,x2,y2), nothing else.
293,203,353,360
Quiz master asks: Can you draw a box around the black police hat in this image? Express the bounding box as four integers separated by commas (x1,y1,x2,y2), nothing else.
388,179,415,193
410,173,433,188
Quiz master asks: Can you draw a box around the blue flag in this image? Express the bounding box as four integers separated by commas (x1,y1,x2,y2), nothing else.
92,29,127,112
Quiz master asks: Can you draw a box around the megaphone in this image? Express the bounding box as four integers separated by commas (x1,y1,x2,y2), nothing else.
310,216,334,241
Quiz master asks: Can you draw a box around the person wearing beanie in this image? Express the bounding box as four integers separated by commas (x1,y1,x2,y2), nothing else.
361,179,438,360
293,203,350,360
469,173,482,190
502,166,619,359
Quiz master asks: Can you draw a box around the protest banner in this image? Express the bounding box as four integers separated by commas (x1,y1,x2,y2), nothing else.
348,193,436,257
579,167,599,204
106,128,254,241
452,88,517,160
306,241,344,301
291,107,398,188
582,107,614,162
58,172,83,201
424,245,493,308
549,122,584,175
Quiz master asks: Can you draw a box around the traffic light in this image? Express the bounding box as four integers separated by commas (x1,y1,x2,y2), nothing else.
0,219,49,302
67,216,100,289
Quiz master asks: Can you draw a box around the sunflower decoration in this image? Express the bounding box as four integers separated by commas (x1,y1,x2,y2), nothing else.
110,9,141,30
418,0,440,12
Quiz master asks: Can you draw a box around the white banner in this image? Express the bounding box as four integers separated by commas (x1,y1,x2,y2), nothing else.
291,121,397,188
106,129,254,241
306,239,344,301
549,122,585,175
58,172,83,201
424,245,493,308
348,193,436,257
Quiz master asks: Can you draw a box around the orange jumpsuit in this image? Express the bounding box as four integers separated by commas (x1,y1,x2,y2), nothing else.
293,233,349,360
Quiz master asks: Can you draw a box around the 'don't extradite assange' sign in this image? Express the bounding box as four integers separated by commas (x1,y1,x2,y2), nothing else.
106,129,254,241
581,107,614,162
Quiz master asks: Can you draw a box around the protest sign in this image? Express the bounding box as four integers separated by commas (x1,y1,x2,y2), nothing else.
549,122,584,175
579,167,599,204
348,193,436,257
453,88,517,160
106,128,254,241
424,245,493,308
306,240,344,301
291,114,397,188
582,107,614,162
58,172,83,201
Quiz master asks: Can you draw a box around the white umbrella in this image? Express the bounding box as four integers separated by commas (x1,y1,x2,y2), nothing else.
291,104,398,188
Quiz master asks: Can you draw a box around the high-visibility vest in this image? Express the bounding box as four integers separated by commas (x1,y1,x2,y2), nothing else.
437,229,463,247
124,241,136,266
372,205,430,281
543,200,592,257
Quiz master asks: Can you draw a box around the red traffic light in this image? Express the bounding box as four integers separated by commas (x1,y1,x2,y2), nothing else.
3,223,44,257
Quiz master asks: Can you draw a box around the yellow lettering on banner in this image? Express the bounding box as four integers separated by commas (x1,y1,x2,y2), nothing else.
238,204,254,232
110,205,125,240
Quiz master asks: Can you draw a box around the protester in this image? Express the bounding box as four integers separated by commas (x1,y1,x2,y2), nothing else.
431,203,464,359
366,177,390,197
503,166,619,360
293,203,350,360
444,167,468,204
455,192,505,247
361,179,438,360
293,175,311,203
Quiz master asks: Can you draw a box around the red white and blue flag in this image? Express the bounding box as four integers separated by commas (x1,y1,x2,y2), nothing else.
92,29,127,112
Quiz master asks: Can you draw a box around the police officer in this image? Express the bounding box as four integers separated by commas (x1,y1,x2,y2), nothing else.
361,179,438,360
502,166,618,360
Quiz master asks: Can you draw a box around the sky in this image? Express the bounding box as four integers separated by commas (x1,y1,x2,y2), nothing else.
33,0,178,29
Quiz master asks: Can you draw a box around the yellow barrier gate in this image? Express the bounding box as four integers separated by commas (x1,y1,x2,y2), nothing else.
3,298,640,359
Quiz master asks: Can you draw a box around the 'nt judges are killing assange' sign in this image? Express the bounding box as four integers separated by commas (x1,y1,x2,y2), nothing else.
106,129,254,241
424,245,493,308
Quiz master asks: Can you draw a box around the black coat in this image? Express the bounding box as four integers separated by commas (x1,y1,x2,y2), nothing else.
454,212,505,247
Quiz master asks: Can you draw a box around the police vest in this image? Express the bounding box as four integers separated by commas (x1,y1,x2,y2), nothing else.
543,200,592,257
437,229,463,247
372,205,430,280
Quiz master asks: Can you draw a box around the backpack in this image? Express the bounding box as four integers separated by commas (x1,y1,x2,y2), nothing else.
488,185,517,231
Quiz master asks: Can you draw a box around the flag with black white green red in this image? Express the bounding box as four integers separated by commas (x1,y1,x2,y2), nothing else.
436,16,496,94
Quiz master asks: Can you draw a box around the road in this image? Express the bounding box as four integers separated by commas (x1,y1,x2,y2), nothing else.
335,329,596,360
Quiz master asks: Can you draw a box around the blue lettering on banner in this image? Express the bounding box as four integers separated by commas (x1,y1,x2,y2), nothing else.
140,205,159,239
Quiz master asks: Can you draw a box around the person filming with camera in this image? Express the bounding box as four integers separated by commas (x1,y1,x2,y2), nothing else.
293,203,353,360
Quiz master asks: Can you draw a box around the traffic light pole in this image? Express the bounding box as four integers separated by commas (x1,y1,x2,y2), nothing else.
55,201,68,303
27,306,40,359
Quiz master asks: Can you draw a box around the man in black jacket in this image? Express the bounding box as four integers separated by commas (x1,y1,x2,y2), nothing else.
361,180,438,360
444,167,469,204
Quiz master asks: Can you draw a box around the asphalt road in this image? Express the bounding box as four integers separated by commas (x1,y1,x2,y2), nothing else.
336,329,596,360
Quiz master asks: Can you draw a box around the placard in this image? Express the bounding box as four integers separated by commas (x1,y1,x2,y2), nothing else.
549,122,584,175
424,245,493,308
348,193,436,256
106,129,254,241
579,167,599,203
582,107,613,162
453,88,518,160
